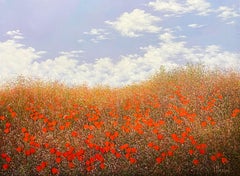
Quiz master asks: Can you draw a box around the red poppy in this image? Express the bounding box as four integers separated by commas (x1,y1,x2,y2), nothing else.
156,157,163,164
2,164,9,170
221,157,229,164
5,157,11,163
5,122,11,128
157,134,164,140
36,165,42,172
201,121,207,127
100,162,105,169
193,159,199,165
4,128,10,134
71,131,78,137
129,157,136,164
16,147,22,153
120,144,129,150
56,157,62,163
50,148,56,154
189,150,194,155
51,167,59,174
0,116,5,121
210,155,217,161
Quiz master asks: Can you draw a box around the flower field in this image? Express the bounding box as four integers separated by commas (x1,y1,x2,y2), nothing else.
0,65,240,175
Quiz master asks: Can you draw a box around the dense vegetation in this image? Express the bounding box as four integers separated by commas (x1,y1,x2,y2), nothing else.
0,65,240,175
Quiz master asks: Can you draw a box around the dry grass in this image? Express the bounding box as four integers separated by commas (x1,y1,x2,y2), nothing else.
0,65,240,175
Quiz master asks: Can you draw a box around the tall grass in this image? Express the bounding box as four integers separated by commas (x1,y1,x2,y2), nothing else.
0,65,239,175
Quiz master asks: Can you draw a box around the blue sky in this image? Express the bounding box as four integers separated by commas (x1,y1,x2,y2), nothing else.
0,0,239,87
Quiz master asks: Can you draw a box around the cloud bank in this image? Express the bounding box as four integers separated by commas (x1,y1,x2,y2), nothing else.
106,9,161,37
1,30,239,87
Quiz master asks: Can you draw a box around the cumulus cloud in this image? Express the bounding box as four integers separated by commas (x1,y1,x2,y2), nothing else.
0,31,239,87
148,0,211,16
188,23,205,28
0,39,44,84
84,28,109,43
106,9,161,37
217,6,240,20
59,50,84,57
6,30,24,40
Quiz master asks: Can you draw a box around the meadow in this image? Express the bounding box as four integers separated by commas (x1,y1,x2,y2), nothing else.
0,65,240,175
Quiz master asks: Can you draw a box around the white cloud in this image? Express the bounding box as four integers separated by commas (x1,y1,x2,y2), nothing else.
0,31,239,87
77,39,84,43
188,23,204,28
84,28,105,35
0,39,44,84
217,6,240,20
106,9,161,37
148,0,211,16
159,32,175,42
59,50,84,57
6,30,24,40
84,28,109,43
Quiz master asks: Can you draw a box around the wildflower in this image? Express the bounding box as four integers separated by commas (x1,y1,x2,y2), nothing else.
158,120,165,125
165,110,173,117
193,159,199,165
185,127,191,133
4,128,10,134
94,121,103,129
129,157,136,164
148,142,154,147
179,138,185,144
156,157,163,164
210,155,217,161
120,144,129,150
189,149,194,155
152,128,159,134
11,111,17,118
115,152,121,158
5,122,11,128
40,161,47,168
2,163,9,170
71,131,78,137
68,162,75,168
50,148,56,154
131,147,137,153
216,152,223,158
181,132,187,138
210,121,216,125
168,151,173,156
153,145,160,151
231,108,240,118
201,121,207,127
25,150,31,156
86,166,93,172
170,145,178,151
56,157,62,163
157,134,164,140
44,143,49,148
5,157,11,163
199,149,205,155
0,116,5,121
30,148,36,154
51,167,59,174
65,121,71,128
87,134,94,139
42,127,48,133
100,162,105,169
36,165,42,172
1,153,8,158
105,131,111,137
16,146,22,153
221,157,229,164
